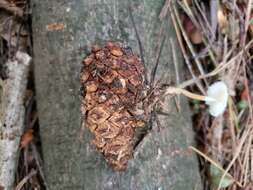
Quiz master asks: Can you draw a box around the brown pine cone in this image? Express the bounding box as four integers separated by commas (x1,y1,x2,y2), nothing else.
80,42,145,171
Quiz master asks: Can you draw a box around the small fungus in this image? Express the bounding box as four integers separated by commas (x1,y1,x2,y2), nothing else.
205,81,228,117
165,81,228,117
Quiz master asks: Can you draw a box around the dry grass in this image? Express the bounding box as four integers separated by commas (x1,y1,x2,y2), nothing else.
162,0,253,189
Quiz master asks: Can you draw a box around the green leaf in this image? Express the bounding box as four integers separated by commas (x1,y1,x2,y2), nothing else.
250,18,253,25
192,99,200,112
237,100,248,110
210,164,234,188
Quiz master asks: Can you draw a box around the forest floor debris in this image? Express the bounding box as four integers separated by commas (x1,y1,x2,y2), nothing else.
162,0,253,189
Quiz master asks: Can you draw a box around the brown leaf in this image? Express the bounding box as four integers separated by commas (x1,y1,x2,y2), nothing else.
20,129,34,148
249,23,253,37
183,15,195,34
0,185,4,190
183,15,203,44
185,0,192,6
189,30,203,45
240,88,248,101
249,13,253,37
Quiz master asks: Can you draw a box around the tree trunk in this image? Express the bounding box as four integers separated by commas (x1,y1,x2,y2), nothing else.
32,0,202,189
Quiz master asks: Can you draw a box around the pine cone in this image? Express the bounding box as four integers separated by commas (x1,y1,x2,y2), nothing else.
80,42,145,170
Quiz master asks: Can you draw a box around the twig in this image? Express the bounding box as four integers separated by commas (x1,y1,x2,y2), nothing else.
128,3,148,85
210,0,218,40
0,51,31,190
170,38,181,111
218,124,251,189
176,43,251,89
190,146,242,187
251,149,253,182
15,169,37,190
172,2,209,88
243,63,253,126
169,3,205,94
176,38,252,89
193,1,217,65
31,143,48,188
242,0,252,49
159,0,171,19
242,134,252,186
150,34,166,88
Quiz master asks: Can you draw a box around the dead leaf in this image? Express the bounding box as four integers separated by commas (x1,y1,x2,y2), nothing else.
20,129,34,148
183,15,203,44
217,8,228,34
46,23,65,31
249,13,253,37
240,88,248,101
185,0,192,6
189,30,203,44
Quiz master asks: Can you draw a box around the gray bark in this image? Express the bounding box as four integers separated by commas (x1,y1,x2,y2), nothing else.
32,0,202,189
0,52,31,190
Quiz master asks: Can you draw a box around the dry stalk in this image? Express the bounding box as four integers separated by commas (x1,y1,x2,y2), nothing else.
172,1,208,88
218,122,252,189
169,3,206,94
168,0,253,189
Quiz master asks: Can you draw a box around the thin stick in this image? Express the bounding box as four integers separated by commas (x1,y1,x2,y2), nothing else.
218,125,251,189
15,169,37,190
192,39,253,81
251,148,253,182
159,0,171,20
169,3,205,94
31,143,48,188
150,34,166,87
170,38,181,111
128,3,148,85
190,146,242,187
172,1,208,87
242,0,252,48
209,0,218,40
194,0,214,39
176,38,252,89
242,135,252,186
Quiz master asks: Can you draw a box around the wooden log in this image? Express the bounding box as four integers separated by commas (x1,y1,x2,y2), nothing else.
32,0,202,189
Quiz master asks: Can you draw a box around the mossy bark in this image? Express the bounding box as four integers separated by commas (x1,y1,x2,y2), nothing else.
32,0,202,189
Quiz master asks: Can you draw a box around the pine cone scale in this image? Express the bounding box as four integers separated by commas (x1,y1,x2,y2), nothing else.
81,42,145,170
